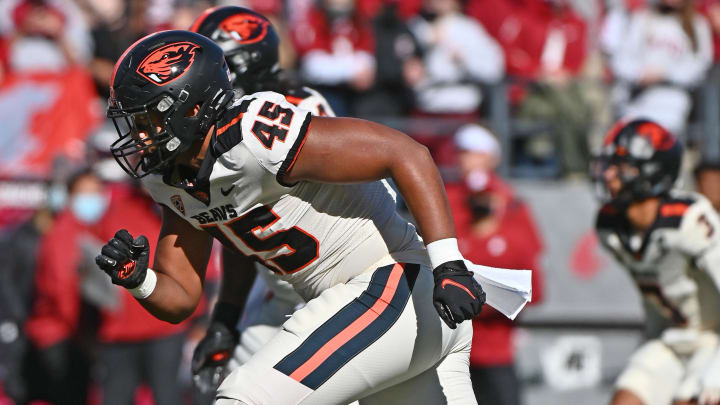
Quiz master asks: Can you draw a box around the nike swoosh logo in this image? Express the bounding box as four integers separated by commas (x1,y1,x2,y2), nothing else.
220,185,235,196
441,279,476,299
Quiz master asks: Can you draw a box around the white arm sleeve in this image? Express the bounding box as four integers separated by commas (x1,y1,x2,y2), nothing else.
454,19,505,83
301,50,375,85
666,16,713,87
610,12,648,82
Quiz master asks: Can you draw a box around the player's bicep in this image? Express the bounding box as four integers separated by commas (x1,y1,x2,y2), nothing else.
154,205,213,293
283,116,428,184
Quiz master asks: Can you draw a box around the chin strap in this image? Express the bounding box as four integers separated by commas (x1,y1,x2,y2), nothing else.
198,89,234,135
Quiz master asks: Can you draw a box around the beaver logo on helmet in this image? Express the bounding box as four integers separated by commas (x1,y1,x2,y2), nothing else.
136,42,199,86
217,13,268,44
635,122,676,151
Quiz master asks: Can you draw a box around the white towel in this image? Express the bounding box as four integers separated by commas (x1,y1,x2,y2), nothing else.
465,260,532,320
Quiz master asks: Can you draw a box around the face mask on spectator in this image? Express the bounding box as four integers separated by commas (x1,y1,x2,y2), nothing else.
70,192,109,224
465,169,491,192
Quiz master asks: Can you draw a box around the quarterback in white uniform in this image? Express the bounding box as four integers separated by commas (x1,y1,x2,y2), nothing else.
594,119,720,405
95,30,485,404
187,7,338,394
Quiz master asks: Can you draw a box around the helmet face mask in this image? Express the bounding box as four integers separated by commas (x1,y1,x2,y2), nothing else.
591,119,682,207
108,95,184,178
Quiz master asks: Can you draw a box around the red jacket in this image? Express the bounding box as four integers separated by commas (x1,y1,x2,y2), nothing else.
25,184,195,347
446,180,544,366
467,0,587,79
25,211,85,348
291,6,374,57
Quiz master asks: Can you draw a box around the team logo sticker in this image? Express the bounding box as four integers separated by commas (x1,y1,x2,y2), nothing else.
171,194,185,215
136,42,199,86
217,13,269,44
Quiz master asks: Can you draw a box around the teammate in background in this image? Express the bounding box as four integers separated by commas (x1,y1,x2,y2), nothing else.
187,6,336,394
95,30,484,404
593,119,720,405
190,6,334,116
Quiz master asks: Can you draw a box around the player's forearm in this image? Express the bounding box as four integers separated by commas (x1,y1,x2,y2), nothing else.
139,271,201,324
389,141,456,244
286,117,456,244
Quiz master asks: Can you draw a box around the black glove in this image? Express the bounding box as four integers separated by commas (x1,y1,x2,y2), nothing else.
95,229,150,289
191,303,241,395
432,260,486,329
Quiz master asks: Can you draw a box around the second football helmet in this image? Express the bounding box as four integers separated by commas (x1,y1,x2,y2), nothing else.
107,30,233,178
592,119,682,206
190,6,280,94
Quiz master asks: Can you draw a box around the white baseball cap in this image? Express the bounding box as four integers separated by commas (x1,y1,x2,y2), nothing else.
454,124,500,158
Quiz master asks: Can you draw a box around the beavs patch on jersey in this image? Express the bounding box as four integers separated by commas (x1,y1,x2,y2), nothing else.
218,13,269,44
136,42,199,86
171,194,185,215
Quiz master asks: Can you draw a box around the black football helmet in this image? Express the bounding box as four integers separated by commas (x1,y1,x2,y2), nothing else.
591,119,682,206
189,6,280,95
107,30,233,178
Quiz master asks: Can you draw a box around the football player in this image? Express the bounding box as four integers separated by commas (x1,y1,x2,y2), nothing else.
187,7,337,394
593,119,720,405
95,30,484,404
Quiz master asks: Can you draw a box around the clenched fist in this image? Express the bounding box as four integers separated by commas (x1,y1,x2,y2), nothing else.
95,229,150,289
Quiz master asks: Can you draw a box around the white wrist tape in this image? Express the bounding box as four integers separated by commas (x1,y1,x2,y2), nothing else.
426,238,464,269
129,268,157,299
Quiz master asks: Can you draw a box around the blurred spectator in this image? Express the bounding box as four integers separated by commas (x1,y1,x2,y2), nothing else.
695,159,720,211
468,0,586,81
445,124,544,405
354,1,422,116
470,0,591,175
407,0,504,115
0,187,57,403
600,0,646,56
293,0,376,116
82,0,149,99
610,0,713,135
697,0,720,62
23,168,102,405
2,0,92,74
161,0,213,31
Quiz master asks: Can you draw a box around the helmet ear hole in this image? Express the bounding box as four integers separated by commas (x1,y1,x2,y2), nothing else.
185,102,203,118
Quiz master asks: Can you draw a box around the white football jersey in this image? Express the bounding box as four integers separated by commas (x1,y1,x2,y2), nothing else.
142,91,424,300
596,190,720,333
